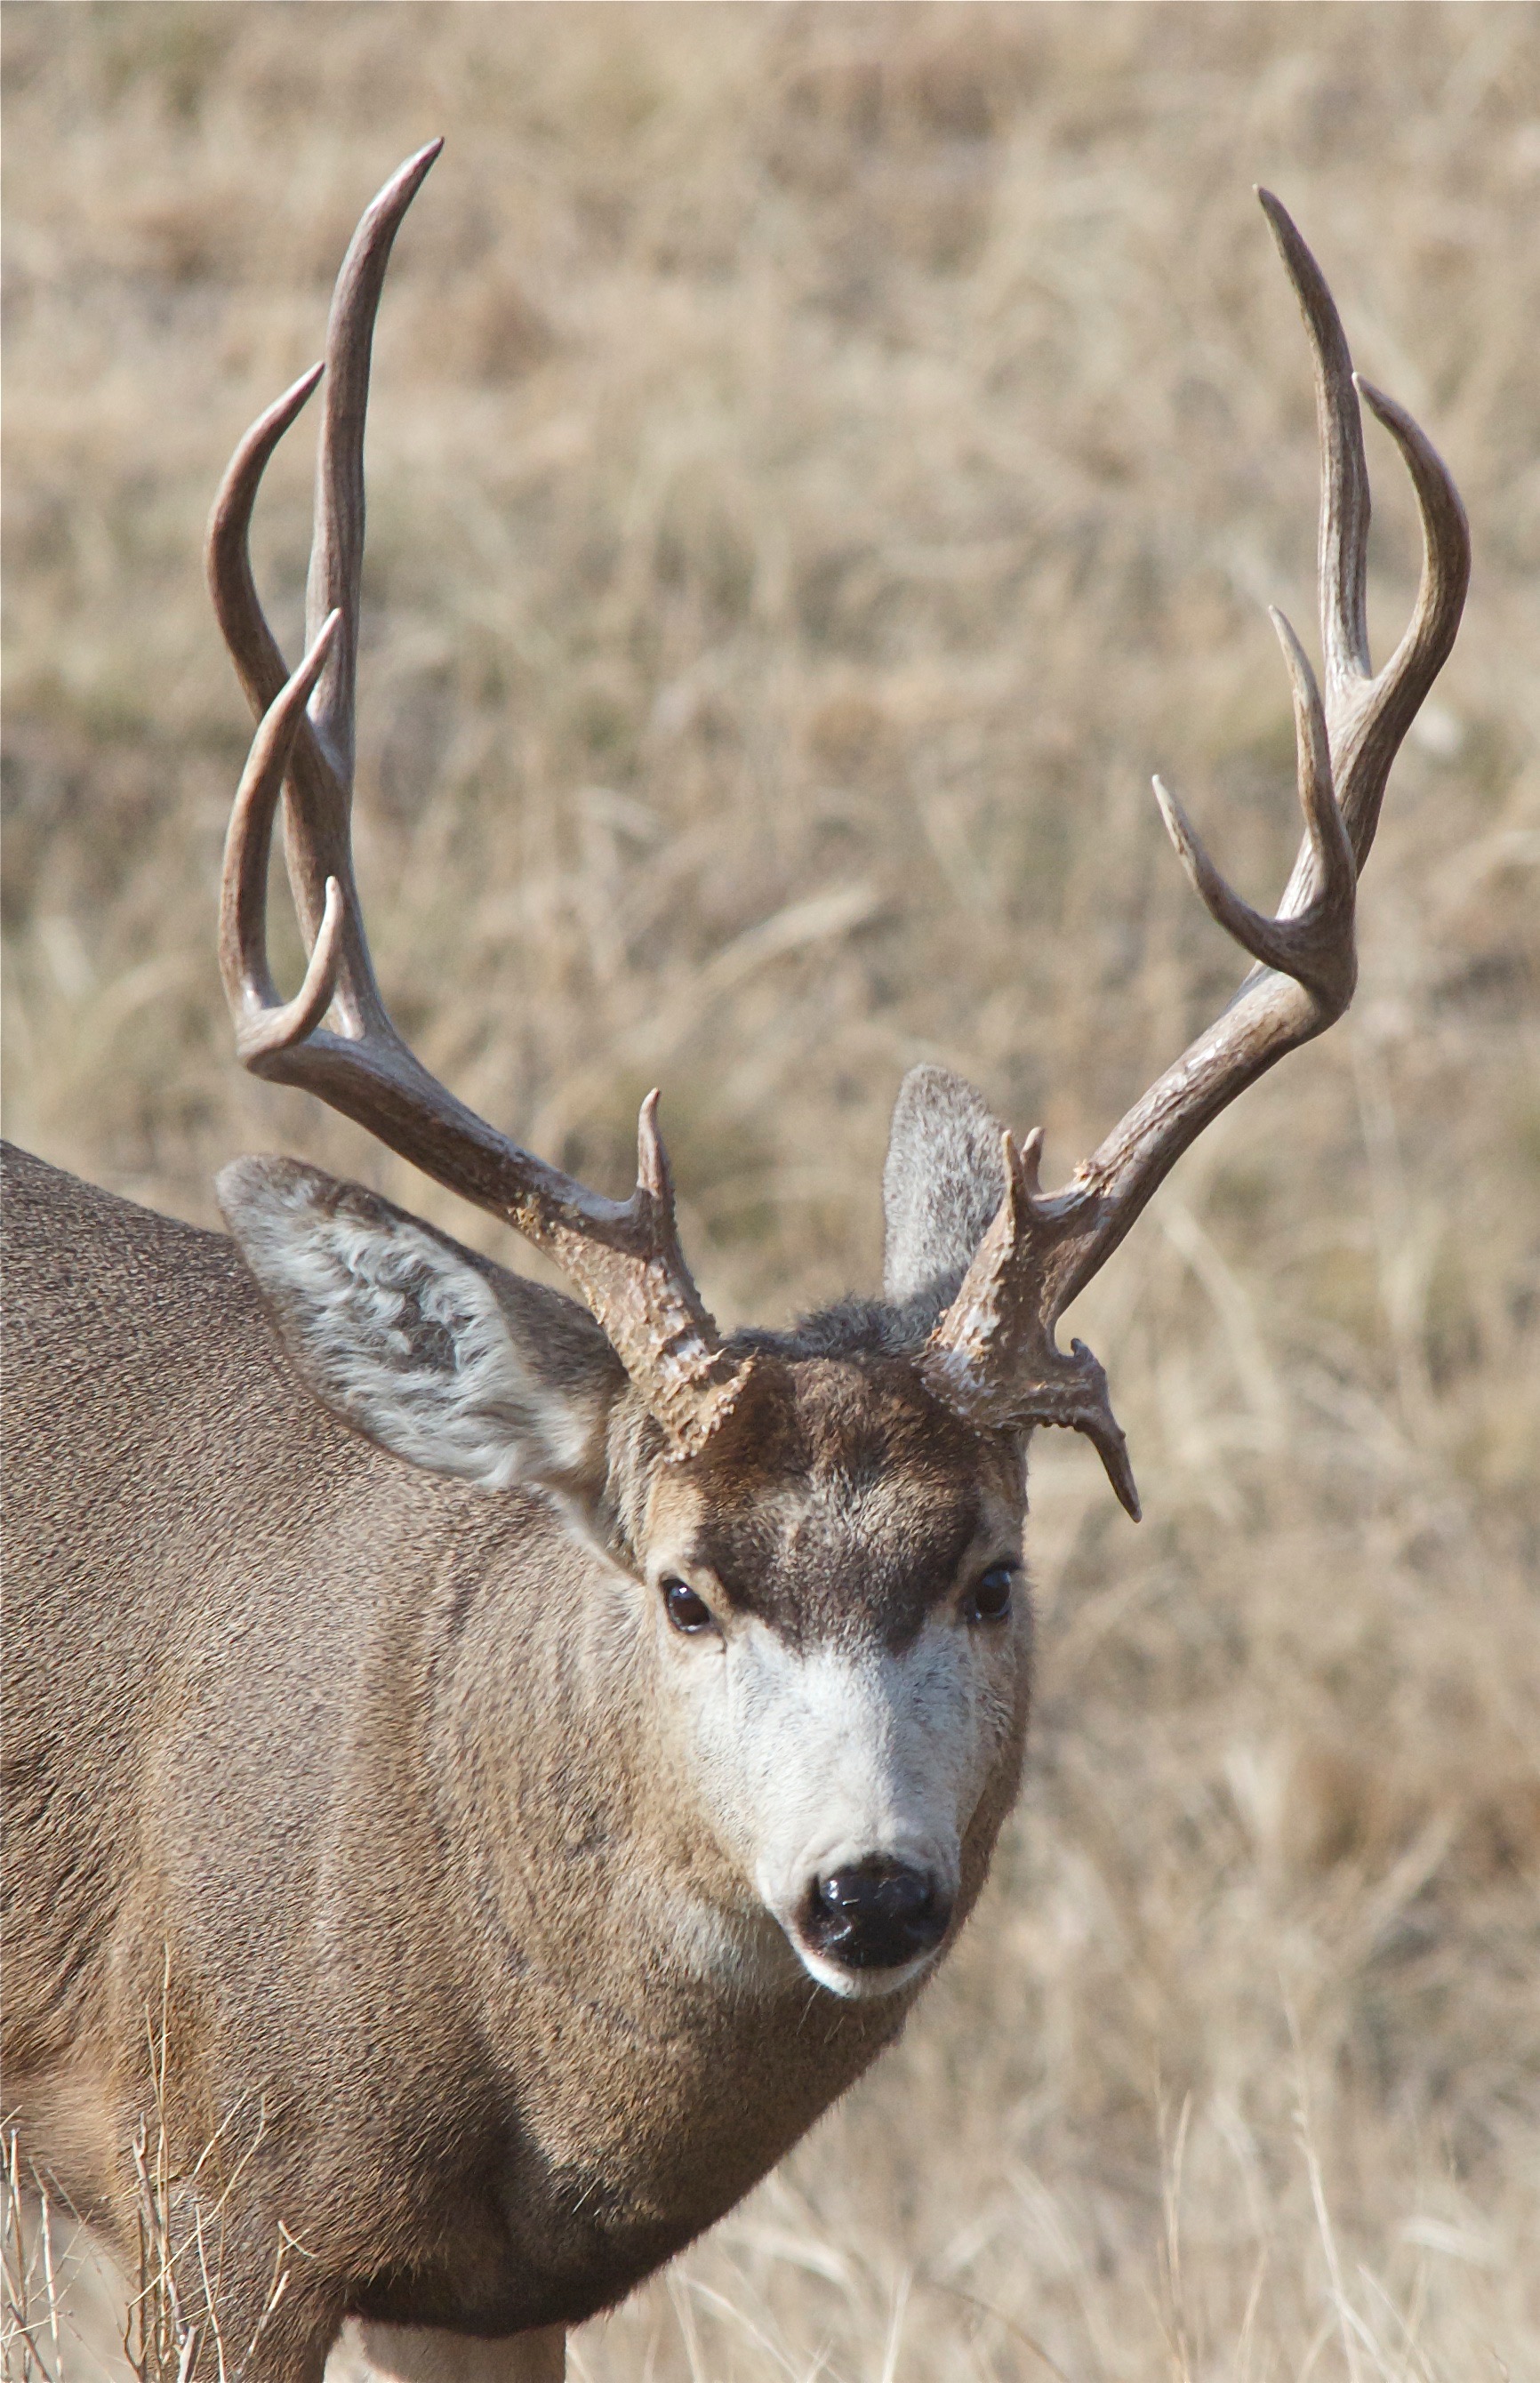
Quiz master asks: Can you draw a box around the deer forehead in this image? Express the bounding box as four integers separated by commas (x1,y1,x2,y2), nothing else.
641,1357,1025,1649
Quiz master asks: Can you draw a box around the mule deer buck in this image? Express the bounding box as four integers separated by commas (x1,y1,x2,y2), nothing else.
3,144,1467,2382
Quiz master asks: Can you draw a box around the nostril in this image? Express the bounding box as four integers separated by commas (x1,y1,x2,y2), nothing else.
805,1858,950,1970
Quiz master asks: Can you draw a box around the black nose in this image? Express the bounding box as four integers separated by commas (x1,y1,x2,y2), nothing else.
804,1858,951,1971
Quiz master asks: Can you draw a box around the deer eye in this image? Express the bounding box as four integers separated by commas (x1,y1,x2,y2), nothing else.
966,1565,1016,1625
662,1577,715,1635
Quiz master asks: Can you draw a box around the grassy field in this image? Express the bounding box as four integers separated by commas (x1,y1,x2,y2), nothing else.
4,5,1538,2378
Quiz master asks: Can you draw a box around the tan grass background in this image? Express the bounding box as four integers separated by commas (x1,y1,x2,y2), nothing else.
4,5,1538,2378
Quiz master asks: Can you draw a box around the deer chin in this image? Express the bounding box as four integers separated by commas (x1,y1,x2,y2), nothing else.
780,1930,943,2002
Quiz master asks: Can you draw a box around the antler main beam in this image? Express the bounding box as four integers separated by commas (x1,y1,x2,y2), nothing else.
211,158,1467,1504
926,189,1469,1511
208,144,750,1455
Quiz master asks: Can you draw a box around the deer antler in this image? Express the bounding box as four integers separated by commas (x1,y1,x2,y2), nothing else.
208,143,750,1456
923,190,1470,1517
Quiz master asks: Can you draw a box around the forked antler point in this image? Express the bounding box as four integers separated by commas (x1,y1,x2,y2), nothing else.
924,189,1466,1511
213,150,754,1455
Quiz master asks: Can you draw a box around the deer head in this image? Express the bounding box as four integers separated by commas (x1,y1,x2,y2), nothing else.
208,146,1466,1998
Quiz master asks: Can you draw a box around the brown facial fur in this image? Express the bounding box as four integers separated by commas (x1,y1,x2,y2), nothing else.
638,1356,1025,1650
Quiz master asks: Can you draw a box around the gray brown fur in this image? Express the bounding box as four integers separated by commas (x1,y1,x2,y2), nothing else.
2,1135,1028,2376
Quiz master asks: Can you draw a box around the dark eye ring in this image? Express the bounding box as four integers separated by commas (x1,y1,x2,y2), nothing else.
662,1577,715,1635
967,1565,1015,1625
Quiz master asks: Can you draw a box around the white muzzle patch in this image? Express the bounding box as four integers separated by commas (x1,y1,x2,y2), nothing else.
687,1620,999,2000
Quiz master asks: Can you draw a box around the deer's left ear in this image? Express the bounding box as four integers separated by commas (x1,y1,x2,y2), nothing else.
881,1066,1008,1318
219,1158,628,1504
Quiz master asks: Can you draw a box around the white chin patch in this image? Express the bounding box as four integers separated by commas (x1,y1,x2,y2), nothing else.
785,1933,942,2001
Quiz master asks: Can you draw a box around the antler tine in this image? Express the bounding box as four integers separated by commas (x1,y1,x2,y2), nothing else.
211,148,752,1456
1260,189,1470,898
207,363,325,717
304,138,443,797
1337,372,1471,855
925,194,1468,1513
208,364,361,991
206,153,435,1042
220,613,347,1063
1255,188,1371,709
1151,606,1354,1007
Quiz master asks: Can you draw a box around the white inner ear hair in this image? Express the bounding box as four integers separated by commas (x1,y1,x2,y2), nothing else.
223,1168,599,1490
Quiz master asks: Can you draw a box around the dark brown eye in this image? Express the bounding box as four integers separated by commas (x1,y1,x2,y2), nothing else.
662,1577,714,1634
967,1565,1015,1625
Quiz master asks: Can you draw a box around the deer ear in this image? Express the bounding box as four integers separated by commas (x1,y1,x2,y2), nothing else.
881,1066,1009,1317
218,1158,626,1503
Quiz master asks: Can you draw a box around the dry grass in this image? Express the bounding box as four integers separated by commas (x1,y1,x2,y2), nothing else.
3,1964,300,2383
4,2141,296,2383
4,5,1538,2379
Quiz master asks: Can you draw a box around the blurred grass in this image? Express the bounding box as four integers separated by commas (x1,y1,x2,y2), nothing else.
3,5,1538,2379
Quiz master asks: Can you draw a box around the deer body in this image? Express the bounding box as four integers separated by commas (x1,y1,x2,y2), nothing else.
4,1144,1027,2371
2,144,1466,2383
